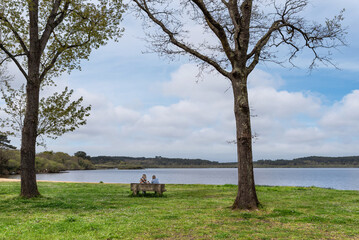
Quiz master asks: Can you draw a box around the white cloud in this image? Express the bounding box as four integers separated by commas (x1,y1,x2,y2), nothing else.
2,60,358,162
2,0,359,163
40,63,359,162
283,127,326,143
320,90,359,134
250,87,322,118
251,86,359,159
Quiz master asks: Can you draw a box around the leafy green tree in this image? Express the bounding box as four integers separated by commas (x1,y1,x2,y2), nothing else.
132,0,346,209
74,151,91,160
0,65,12,84
0,0,125,197
0,134,16,150
0,80,91,147
0,134,15,175
0,150,8,175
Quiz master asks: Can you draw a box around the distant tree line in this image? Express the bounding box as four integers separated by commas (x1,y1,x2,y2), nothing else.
91,155,359,169
91,156,237,169
90,155,359,169
254,156,359,168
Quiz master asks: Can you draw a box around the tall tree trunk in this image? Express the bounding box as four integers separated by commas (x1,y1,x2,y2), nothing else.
231,74,259,210
20,81,40,198
20,0,40,198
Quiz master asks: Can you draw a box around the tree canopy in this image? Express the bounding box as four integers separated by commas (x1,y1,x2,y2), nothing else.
0,134,16,150
0,0,125,197
74,151,91,160
0,0,125,82
0,79,91,147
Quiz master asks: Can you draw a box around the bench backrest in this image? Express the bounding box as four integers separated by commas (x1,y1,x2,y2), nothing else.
131,183,166,192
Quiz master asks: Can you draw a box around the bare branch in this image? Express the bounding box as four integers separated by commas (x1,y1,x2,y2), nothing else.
133,0,230,78
247,20,282,73
191,0,235,64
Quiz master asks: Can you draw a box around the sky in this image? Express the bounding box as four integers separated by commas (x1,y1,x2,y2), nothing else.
2,0,359,162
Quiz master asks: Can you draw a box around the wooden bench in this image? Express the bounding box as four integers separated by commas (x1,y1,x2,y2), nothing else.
130,183,166,196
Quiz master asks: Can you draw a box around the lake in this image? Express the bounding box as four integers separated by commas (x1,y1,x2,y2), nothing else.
6,168,359,190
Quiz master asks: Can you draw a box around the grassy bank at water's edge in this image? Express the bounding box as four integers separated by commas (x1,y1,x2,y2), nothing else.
1,182,359,239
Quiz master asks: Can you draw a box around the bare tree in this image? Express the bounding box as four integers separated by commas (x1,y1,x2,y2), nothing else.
0,0,125,197
132,0,346,209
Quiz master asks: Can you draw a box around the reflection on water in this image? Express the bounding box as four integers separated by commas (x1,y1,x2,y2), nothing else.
6,168,359,190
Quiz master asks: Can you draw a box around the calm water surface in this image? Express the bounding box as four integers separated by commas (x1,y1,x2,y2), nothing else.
6,168,359,190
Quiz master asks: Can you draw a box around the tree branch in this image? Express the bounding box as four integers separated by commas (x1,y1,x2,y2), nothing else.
227,0,241,53
133,0,230,78
0,53,27,65
39,39,91,82
247,20,282,73
191,0,235,64
0,44,28,80
0,14,29,55
40,0,71,53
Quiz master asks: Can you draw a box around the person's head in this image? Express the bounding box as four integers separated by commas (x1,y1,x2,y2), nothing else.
152,175,156,179
142,174,146,179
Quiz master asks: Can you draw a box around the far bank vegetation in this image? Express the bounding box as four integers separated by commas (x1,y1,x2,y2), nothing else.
0,150,94,176
254,156,359,168
92,155,359,169
91,156,236,169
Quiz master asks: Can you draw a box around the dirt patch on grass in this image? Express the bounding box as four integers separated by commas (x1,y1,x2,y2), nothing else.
0,178,19,182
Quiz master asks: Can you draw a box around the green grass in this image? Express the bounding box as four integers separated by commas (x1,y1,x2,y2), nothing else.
1,182,359,239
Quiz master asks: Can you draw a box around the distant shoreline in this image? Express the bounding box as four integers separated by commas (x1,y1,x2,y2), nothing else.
253,165,359,168
91,155,359,169
0,177,120,184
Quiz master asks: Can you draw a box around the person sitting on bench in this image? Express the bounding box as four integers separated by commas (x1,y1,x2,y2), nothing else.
140,174,149,184
151,175,159,184
139,174,149,194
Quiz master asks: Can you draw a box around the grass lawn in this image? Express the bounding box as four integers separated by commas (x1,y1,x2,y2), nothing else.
1,181,359,239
